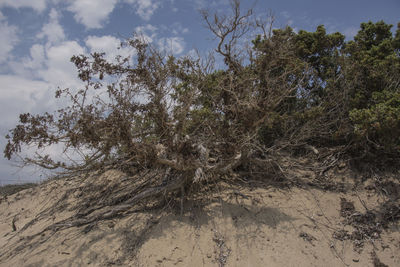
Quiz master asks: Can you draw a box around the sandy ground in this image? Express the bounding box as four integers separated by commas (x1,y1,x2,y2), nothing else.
0,170,399,267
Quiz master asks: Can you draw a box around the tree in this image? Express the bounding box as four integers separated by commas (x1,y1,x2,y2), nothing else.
344,21,400,156
4,1,400,226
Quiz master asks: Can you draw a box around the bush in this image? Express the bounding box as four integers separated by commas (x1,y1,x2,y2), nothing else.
4,1,400,192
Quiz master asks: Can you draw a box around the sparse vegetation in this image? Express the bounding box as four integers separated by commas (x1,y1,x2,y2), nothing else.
0,183,37,197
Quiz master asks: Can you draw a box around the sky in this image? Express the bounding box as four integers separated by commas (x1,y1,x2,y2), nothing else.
0,0,399,184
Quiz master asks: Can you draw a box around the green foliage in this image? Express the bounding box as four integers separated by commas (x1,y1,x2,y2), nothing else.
345,21,400,108
295,25,344,80
343,22,400,155
252,21,400,156
350,90,400,152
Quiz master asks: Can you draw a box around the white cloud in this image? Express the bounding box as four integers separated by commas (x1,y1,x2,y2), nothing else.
133,24,186,55
37,8,65,44
85,35,134,63
135,24,157,33
192,0,207,9
0,39,88,183
134,24,158,43
192,0,228,10
124,0,160,21
168,22,189,35
0,16,19,64
10,40,86,88
22,44,46,73
0,75,52,122
158,37,185,55
67,0,117,29
0,37,94,184
7,44,46,80
7,40,85,109
14,41,85,88
38,41,86,88
0,74,66,184
0,0,47,12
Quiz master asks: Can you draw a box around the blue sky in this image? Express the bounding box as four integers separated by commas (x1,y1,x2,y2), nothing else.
0,0,399,184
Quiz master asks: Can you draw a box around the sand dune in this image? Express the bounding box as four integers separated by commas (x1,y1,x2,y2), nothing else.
0,169,399,266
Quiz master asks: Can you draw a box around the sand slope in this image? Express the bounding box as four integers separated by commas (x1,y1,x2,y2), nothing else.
0,170,399,266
